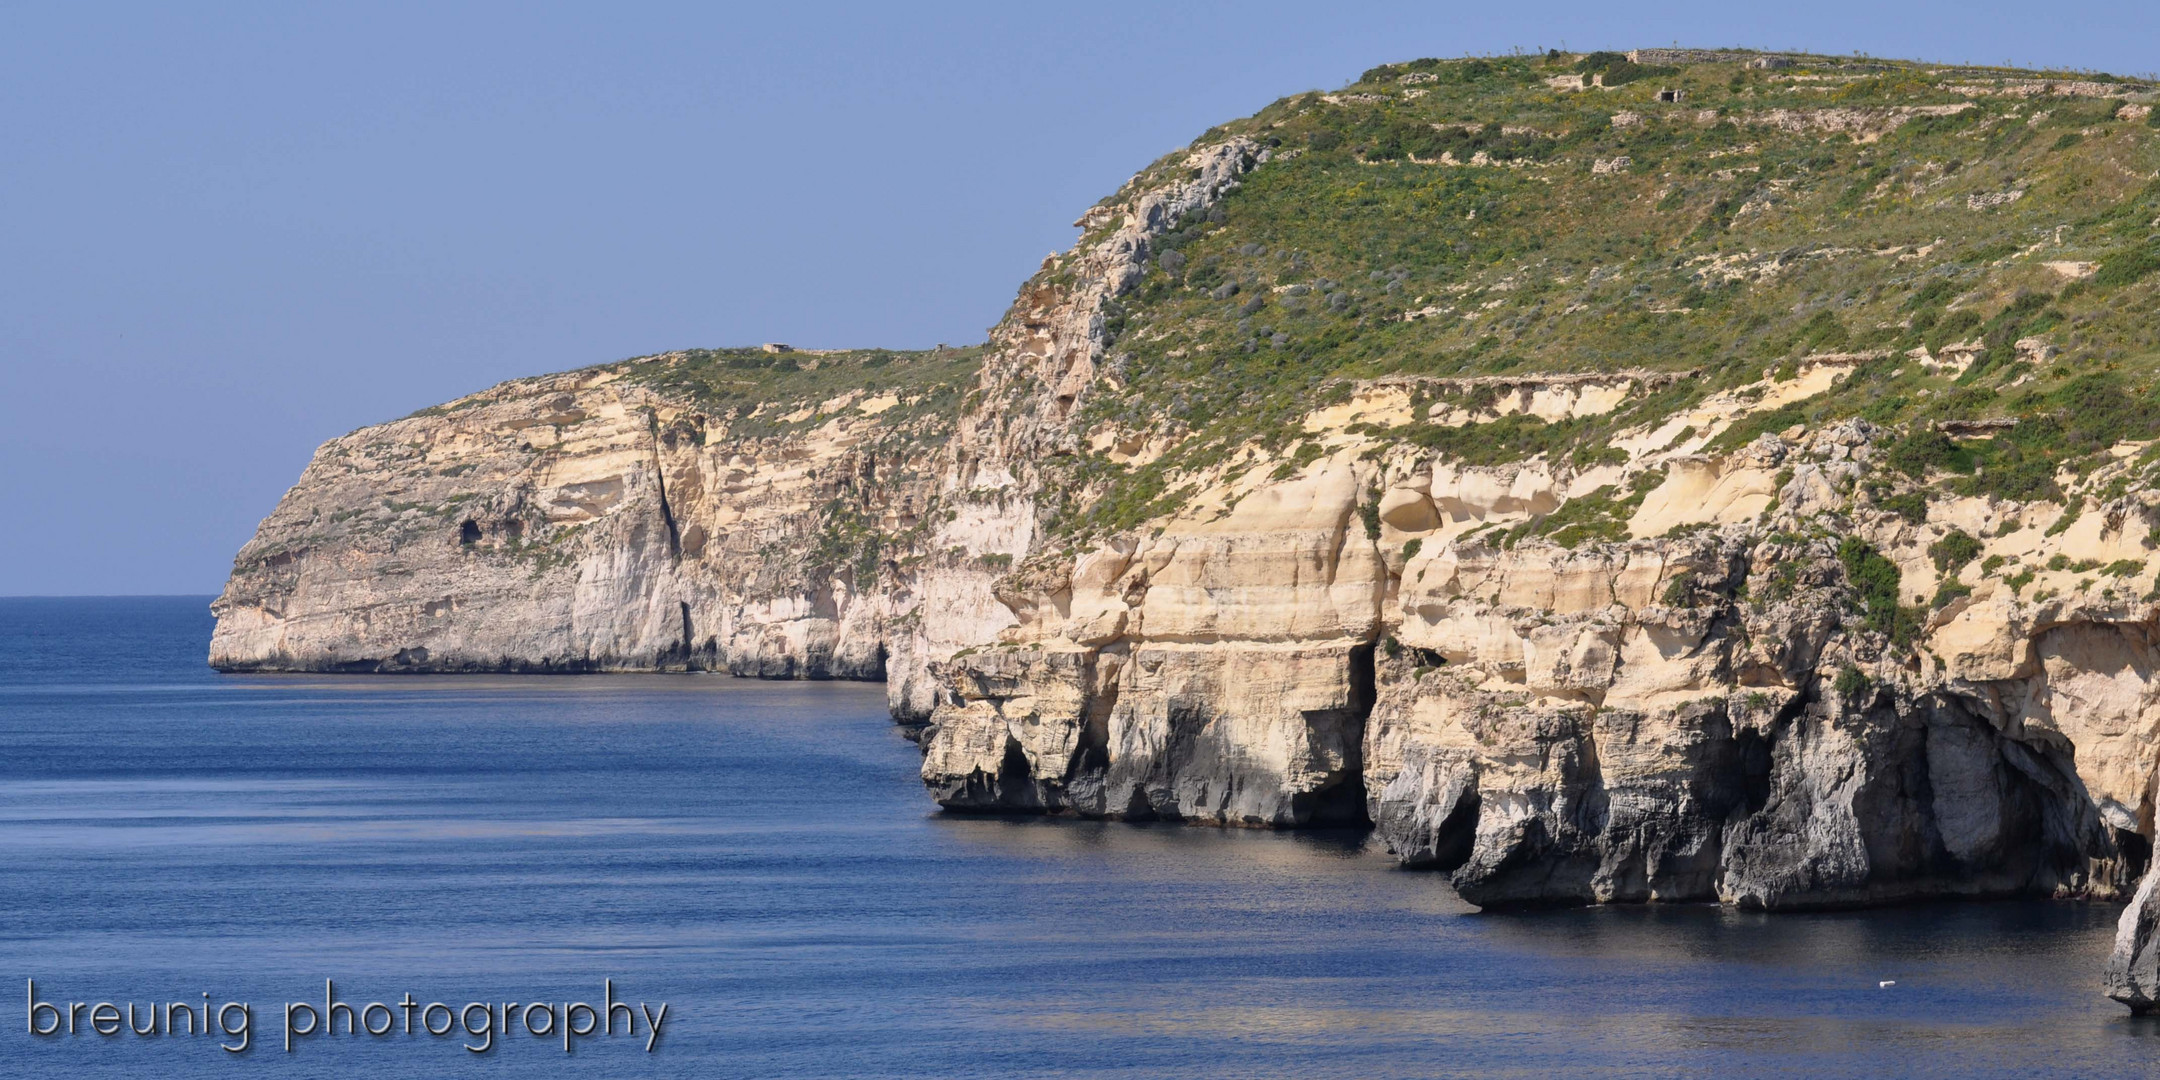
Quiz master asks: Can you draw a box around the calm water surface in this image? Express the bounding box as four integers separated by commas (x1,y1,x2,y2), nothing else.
2,596,2156,1077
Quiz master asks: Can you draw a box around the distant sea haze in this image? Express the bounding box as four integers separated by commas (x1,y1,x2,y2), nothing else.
0,597,2146,1077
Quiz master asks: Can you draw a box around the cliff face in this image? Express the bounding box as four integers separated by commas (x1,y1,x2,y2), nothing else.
207,137,1262,714
221,49,2160,942
904,51,2160,920
917,401,2158,908
884,136,1266,719
212,349,972,700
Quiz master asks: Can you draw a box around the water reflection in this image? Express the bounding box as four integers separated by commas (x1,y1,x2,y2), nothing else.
0,598,2153,1078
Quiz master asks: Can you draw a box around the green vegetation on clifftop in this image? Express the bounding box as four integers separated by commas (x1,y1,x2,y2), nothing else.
1036,50,2160,539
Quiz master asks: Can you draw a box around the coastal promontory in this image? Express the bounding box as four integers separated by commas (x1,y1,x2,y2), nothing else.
218,51,2160,958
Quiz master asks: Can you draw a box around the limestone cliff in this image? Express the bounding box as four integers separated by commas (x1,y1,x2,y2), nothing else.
905,51,2160,924
221,50,2160,957
918,400,2158,909
212,348,974,707
886,136,1266,719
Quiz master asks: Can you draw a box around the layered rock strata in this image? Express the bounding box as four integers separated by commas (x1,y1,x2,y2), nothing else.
885,137,1266,719
918,434,2155,908
211,359,952,694
212,137,1267,717
219,110,2160,940
218,135,2160,916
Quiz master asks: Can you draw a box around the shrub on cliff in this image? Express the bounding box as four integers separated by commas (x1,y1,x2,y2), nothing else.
1573,51,1677,86
1833,664,1873,698
1887,429,1970,478
1929,529,1983,575
2095,242,2160,288
1839,537,1920,648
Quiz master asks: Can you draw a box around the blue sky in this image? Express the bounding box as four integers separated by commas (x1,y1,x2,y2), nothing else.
2,1,2154,595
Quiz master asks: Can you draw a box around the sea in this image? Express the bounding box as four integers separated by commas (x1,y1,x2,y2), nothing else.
1,595,2155,1078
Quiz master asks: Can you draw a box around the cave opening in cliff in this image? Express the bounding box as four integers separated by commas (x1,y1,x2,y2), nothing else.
459,519,481,546
996,738,1036,808
1298,642,1377,829
1735,727,1774,817
2117,829,2152,884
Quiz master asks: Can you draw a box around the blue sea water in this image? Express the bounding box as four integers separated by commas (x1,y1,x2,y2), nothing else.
1,596,2156,1078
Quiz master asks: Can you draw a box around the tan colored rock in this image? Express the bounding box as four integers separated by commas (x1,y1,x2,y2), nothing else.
1430,461,1563,525
1630,454,1781,538
211,367,939,679
920,642,1113,813
1378,486,1440,532
1104,641,1370,825
1134,460,1384,643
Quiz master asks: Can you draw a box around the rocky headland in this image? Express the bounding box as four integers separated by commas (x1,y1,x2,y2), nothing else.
213,49,2160,999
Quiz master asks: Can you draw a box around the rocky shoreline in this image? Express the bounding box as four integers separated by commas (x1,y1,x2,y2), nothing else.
212,51,2160,1002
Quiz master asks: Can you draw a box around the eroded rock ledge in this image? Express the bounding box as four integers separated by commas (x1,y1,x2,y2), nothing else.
209,357,959,715
918,441,2156,910
213,51,2160,1008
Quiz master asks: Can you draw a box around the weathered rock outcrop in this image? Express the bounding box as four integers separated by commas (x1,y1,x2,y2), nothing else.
921,431,2150,908
2108,861,2160,1011
886,136,1266,719
212,354,962,703
1369,526,2123,908
219,51,2160,990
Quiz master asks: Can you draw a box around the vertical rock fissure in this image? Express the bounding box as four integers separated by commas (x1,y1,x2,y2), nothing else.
646,412,683,560
1336,641,1378,828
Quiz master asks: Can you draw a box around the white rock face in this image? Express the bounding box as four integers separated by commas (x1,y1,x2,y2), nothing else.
919,351,2160,914
1371,526,2130,908
215,133,2160,937
2108,861,2160,1012
924,450,2149,908
214,137,1269,719
1106,640,1370,824
212,365,944,680
919,457,1383,827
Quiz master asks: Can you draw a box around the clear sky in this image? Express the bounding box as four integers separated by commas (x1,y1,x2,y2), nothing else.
3,1,2154,595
